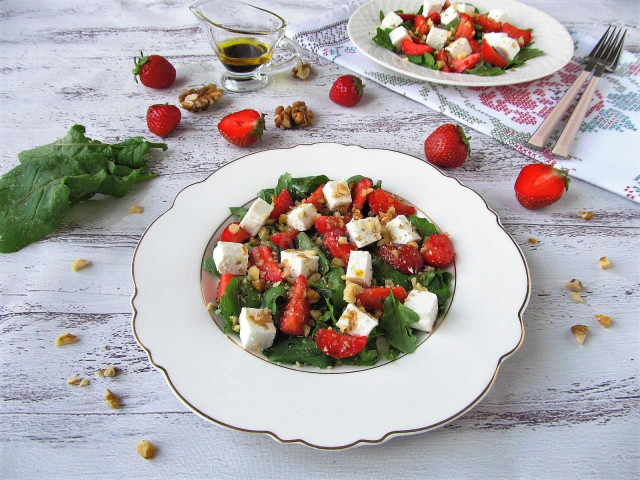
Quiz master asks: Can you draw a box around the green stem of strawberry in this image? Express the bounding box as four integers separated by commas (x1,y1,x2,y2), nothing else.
554,167,570,191
132,50,150,84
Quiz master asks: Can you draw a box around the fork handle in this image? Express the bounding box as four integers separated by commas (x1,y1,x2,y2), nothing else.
552,74,601,157
527,70,591,148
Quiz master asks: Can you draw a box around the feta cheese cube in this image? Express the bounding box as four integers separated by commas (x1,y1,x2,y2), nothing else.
346,217,382,248
280,249,319,279
403,290,439,332
322,180,352,211
483,32,508,47
336,304,378,337
346,250,372,287
239,307,276,351
385,215,421,244
492,35,521,61
445,37,472,60
213,241,248,275
453,3,475,15
424,0,445,15
389,26,411,48
381,11,403,30
239,198,273,236
439,6,459,26
487,9,508,23
286,203,317,231
426,27,449,50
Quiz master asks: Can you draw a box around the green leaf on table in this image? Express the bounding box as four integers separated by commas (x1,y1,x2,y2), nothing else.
379,292,420,353
409,215,438,238
465,60,506,76
263,336,336,368
297,231,330,274
506,47,545,68
372,27,395,51
228,206,248,220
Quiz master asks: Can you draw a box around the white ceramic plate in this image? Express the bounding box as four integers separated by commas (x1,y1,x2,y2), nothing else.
347,0,574,87
131,144,529,449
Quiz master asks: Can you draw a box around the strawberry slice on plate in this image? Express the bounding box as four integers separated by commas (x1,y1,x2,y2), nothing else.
314,216,348,236
303,184,326,208
455,14,475,40
377,243,424,275
351,177,373,213
451,53,481,73
356,287,408,313
249,245,284,282
269,229,299,250
368,189,415,216
501,23,532,46
217,109,266,147
315,328,368,358
401,39,434,56
323,232,357,265
220,222,251,243
269,188,293,219
475,14,502,32
216,273,238,301
481,40,508,67
421,234,455,267
279,275,310,335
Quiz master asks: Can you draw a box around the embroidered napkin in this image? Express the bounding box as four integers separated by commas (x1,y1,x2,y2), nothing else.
287,1,640,203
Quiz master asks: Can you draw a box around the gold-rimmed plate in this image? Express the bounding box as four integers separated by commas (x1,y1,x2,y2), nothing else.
131,143,529,449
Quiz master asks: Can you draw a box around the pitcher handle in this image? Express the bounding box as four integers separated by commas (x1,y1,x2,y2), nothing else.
258,37,302,75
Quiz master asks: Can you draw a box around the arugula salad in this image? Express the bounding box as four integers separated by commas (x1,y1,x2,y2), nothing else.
203,173,454,368
372,1,544,75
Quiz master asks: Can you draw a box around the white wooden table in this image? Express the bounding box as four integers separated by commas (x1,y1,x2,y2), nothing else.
1,0,638,478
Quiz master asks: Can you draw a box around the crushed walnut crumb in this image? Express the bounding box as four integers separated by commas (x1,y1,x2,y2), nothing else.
55,332,78,347
79,378,90,387
137,440,156,460
71,259,90,272
105,389,120,409
527,237,538,245
128,205,144,214
594,314,612,328
598,256,611,269
570,292,584,303
578,211,594,220
291,59,312,80
571,325,588,344
331,258,345,267
206,302,215,311
565,279,583,292
67,375,82,385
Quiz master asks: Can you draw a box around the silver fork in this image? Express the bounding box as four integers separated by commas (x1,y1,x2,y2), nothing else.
527,27,624,151
552,28,626,157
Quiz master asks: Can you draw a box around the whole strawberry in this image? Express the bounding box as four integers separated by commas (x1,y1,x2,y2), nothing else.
514,163,570,209
133,51,176,89
377,243,424,275
217,109,266,147
424,124,470,168
329,75,364,107
146,104,181,137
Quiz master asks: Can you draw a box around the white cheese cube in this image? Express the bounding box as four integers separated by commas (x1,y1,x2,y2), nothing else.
424,0,445,15
426,27,449,50
403,290,439,332
439,6,459,26
389,26,411,48
336,304,378,337
213,241,248,275
453,3,475,15
385,215,421,244
381,11,403,30
280,249,319,279
346,250,372,287
493,35,520,61
483,32,508,47
286,203,317,231
239,307,276,352
445,37,472,59
346,217,382,248
239,198,273,236
487,9,507,23
322,180,352,211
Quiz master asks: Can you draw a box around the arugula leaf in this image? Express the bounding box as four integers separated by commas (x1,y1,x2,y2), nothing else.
346,175,382,189
409,215,438,238
372,27,395,51
465,60,506,76
382,346,402,361
228,206,248,220
297,231,330,274
257,173,329,202
416,5,424,15
507,47,544,68
371,253,413,290
379,9,384,22
203,256,219,277
340,337,379,366
441,18,460,30
379,292,420,353
218,277,242,333
263,337,336,368
263,283,290,322
257,172,292,203
311,267,347,317
416,270,453,307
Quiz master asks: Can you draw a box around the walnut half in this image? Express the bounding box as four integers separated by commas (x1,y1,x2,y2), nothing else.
274,101,314,129
571,325,588,344
291,60,312,80
178,84,223,112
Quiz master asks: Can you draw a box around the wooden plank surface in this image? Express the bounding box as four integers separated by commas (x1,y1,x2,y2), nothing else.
0,0,639,478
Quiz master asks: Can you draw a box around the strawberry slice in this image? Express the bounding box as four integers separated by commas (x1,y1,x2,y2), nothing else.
401,38,434,56
323,232,356,265
217,109,266,147
217,273,238,301
427,11,441,24
352,177,373,212
279,275,310,335
501,23,532,46
480,40,507,67
420,234,455,267
314,216,348,236
377,244,424,275
413,15,429,36
455,13,475,40
303,184,326,208
356,287,408,313
269,188,293,219
367,189,415,216
315,328,368,358
269,229,299,250
398,13,416,21
475,14,502,32
249,245,284,282
468,38,480,53
451,53,481,73
220,222,251,243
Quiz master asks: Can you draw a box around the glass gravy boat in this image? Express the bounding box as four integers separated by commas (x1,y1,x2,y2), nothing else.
190,0,302,92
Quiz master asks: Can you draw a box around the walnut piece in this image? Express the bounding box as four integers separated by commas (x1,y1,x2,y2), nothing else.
206,302,215,311
570,292,584,303
55,332,78,347
578,211,594,220
79,378,90,387
137,440,156,460
128,205,144,214
104,366,116,377
565,279,583,292
331,257,345,267
105,389,120,409
343,280,364,304
291,60,312,80
306,289,321,304
67,375,81,385
571,325,588,344
71,259,90,272
527,237,538,245
274,101,314,129
598,256,612,269
178,83,223,112
594,314,612,328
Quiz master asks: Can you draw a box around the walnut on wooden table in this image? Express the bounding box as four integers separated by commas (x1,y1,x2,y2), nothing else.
178,84,223,112
291,60,312,80
274,101,314,129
